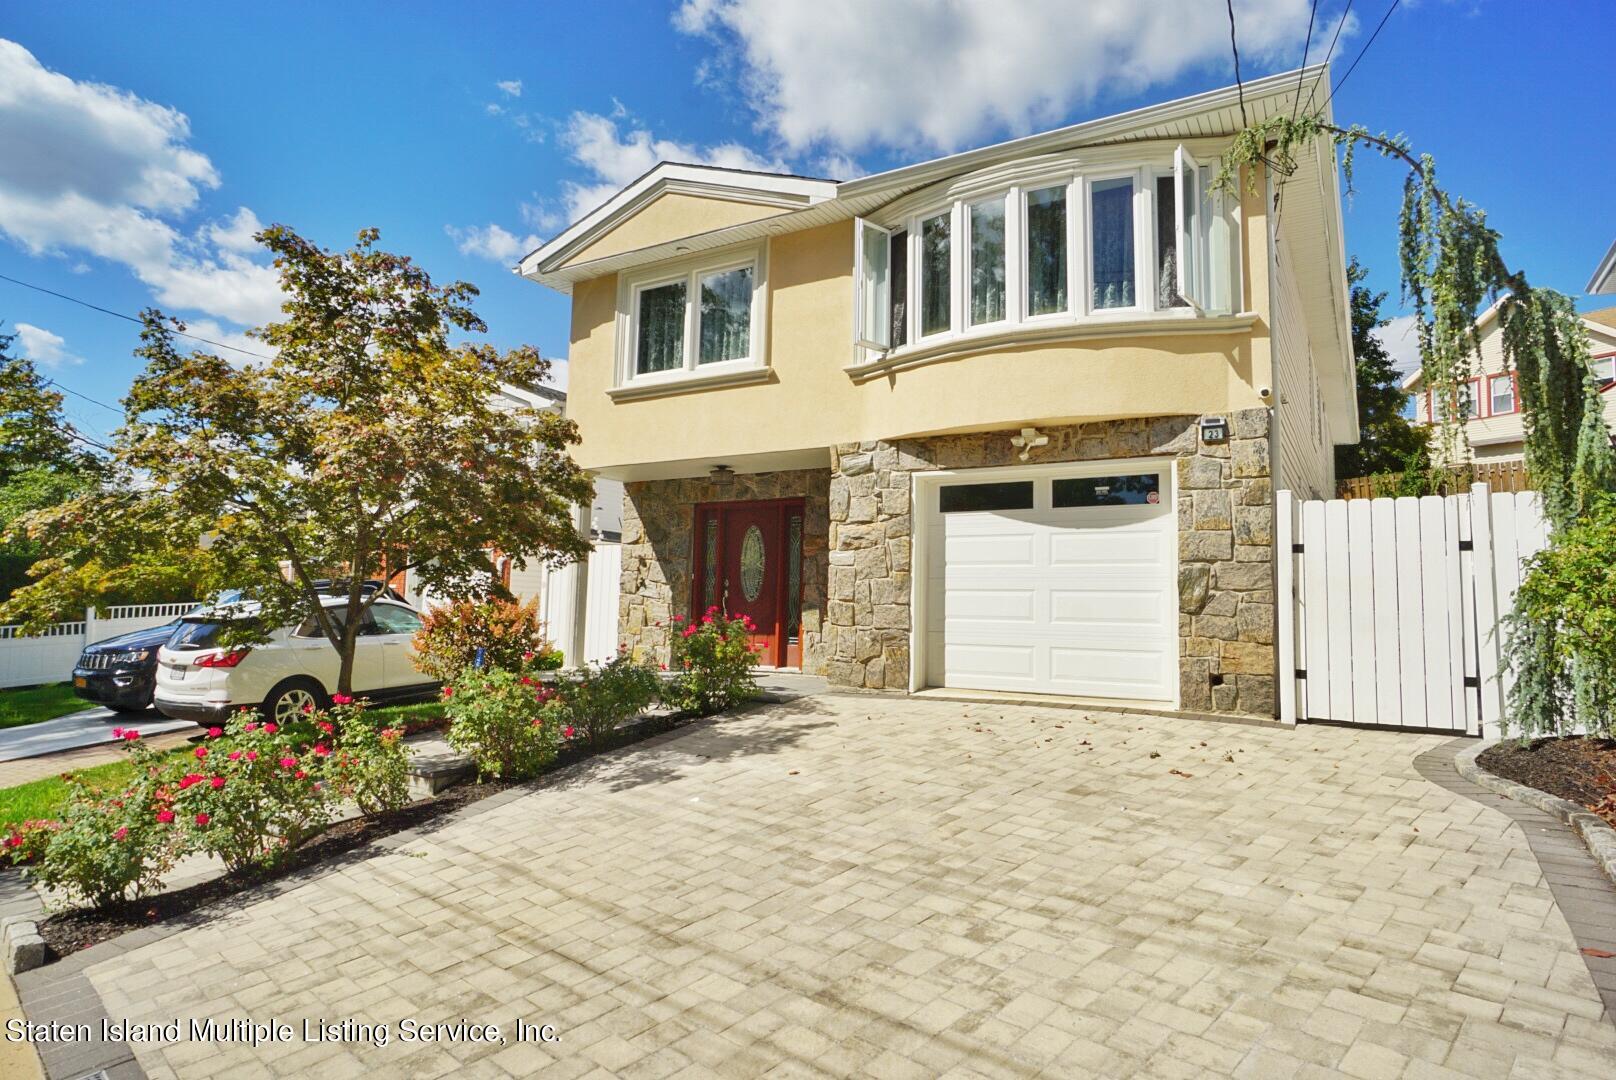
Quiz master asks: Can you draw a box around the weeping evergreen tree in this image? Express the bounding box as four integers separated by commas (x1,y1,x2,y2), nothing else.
1218,116,1616,737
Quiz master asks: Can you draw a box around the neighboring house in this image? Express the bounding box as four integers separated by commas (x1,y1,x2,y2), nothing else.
517,67,1357,720
1399,303,1616,464
1589,238,1616,295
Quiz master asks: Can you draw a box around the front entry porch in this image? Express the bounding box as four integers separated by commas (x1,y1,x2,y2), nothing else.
692,498,806,669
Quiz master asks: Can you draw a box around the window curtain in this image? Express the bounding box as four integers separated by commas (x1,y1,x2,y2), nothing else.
1026,188,1066,316
1091,180,1134,309
699,267,752,364
636,282,686,373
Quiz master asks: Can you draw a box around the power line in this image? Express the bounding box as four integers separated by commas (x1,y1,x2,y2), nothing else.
46,379,122,416
1302,0,1354,117
1226,0,1249,127
1291,0,1321,125
0,270,275,361
1327,0,1400,108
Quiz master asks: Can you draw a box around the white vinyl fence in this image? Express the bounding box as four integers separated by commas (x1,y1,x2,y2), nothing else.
0,602,199,690
535,543,623,668
1277,484,1546,737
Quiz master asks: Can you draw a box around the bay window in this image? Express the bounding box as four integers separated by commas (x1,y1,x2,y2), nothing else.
968,195,1007,326
624,247,764,383
1089,176,1135,310
1025,186,1067,317
920,211,952,337
852,144,1234,356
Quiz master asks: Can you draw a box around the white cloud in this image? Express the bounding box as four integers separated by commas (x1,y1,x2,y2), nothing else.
496,79,523,98
13,322,82,368
0,39,284,328
1374,314,1423,377
675,0,1344,154
557,110,787,221
444,223,542,264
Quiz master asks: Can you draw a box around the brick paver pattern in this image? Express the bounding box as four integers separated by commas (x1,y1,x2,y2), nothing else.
83,696,1616,1078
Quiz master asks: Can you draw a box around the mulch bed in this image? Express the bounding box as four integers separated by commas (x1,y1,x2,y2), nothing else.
1477,736,1616,824
27,711,691,963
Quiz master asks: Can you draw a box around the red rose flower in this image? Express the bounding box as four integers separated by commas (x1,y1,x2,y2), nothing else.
156,809,175,824
210,776,226,789
113,827,129,841
194,813,210,826
263,722,278,734
207,726,223,739
331,693,352,705
194,746,208,760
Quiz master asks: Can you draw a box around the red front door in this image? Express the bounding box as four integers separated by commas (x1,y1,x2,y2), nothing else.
693,499,804,668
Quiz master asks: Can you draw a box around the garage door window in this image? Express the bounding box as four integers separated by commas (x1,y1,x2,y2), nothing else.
939,481,1034,513
1052,473,1161,507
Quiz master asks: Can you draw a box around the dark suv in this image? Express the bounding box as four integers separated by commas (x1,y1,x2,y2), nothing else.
71,621,183,714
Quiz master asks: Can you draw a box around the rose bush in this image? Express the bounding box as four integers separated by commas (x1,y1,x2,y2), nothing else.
1,819,60,865
23,734,177,907
442,666,564,780
663,608,759,715
411,598,562,682
166,713,338,871
326,699,411,815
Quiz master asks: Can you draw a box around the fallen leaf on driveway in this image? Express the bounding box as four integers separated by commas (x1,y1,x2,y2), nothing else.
1169,769,1193,779
1581,947,1616,958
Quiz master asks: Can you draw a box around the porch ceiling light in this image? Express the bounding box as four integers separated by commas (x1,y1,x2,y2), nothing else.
709,464,735,484
1010,427,1049,462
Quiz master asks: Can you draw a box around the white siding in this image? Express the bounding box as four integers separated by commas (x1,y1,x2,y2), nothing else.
1271,231,1334,498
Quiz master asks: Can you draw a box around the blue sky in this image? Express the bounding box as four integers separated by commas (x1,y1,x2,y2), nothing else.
2,1,1612,442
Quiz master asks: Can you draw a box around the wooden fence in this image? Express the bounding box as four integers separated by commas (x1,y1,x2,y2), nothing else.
1276,485,1545,737
1337,459,1532,501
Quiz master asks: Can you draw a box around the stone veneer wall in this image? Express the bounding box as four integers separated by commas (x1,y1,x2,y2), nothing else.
825,409,1276,717
618,469,830,674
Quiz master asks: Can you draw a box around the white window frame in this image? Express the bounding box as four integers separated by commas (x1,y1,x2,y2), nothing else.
1488,373,1516,416
1083,169,1148,317
913,205,958,342
1593,353,1616,387
854,218,892,351
1019,179,1080,325
618,244,769,388
964,191,1015,329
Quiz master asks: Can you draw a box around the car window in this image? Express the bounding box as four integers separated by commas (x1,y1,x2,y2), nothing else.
371,605,424,635
170,620,225,651
292,608,376,638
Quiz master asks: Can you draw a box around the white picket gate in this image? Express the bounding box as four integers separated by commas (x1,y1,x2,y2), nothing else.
1276,484,1547,737
534,542,623,668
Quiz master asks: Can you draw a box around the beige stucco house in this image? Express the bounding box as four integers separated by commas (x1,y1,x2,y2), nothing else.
1400,304,1616,464
518,67,1356,720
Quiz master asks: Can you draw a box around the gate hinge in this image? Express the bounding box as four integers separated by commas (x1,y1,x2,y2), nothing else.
1458,539,1474,551
1463,675,1479,688
1291,542,1304,554
1294,669,1307,680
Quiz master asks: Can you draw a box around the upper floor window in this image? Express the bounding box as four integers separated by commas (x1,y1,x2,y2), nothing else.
1460,378,1480,419
1593,353,1616,388
853,144,1233,355
1489,373,1515,415
1401,392,1420,422
622,246,767,385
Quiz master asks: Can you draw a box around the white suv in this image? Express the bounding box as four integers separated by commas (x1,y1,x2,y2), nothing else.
153,597,437,725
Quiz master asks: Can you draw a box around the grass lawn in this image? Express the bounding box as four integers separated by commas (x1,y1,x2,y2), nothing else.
0,697,447,830
0,683,91,731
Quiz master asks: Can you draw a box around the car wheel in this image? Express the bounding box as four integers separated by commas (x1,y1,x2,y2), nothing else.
261,678,329,724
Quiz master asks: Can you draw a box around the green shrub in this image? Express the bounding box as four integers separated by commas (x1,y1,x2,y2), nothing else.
1502,494,1616,738
557,653,661,749
442,666,563,780
411,597,563,682
664,608,759,715
24,734,176,907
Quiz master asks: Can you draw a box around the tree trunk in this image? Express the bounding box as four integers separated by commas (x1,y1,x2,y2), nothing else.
337,620,358,696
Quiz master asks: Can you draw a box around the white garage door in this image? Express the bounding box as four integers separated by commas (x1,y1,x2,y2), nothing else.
923,464,1177,702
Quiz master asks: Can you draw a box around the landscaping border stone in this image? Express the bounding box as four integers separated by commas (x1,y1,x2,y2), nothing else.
1454,739,1616,887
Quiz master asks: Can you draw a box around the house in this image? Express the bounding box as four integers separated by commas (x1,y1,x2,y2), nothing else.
517,66,1356,720
1399,303,1616,464
1589,238,1616,295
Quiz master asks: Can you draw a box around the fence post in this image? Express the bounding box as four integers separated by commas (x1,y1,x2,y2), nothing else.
83,606,97,649
1275,490,1298,726
1468,482,1504,740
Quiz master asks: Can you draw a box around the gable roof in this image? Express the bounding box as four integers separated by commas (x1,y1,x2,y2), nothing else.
1399,303,1616,390
1589,239,1616,295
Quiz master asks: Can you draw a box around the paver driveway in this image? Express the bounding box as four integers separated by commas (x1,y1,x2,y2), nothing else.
72,695,1616,1078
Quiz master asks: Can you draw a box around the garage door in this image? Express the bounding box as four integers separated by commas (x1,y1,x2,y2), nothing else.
923,464,1177,702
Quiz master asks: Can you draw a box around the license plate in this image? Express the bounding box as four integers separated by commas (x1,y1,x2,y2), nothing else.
170,665,186,682
73,676,87,688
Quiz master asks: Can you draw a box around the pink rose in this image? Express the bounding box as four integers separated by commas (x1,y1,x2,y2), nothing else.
442,686,453,698
156,809,175,824
563,726,575,739
178,773,202,789
245,751,258,762
194,746,208,760
522,650,535,661
227,750,243,761
263,722,277,734
207,726,223,738
331,693,352,705
313,744,330,757
210,776,226,789
279,756,297,768
243,721,257,732
111,727,124,738
194,813,210,826
295,769,307,780
123,730,141,741
113,827,129,841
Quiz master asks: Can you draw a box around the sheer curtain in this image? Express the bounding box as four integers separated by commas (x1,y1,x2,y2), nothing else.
636,281,686,373
1091,179,1134,309
699,267,752,364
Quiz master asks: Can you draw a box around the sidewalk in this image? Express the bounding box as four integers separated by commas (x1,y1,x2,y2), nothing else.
0,708,197,765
